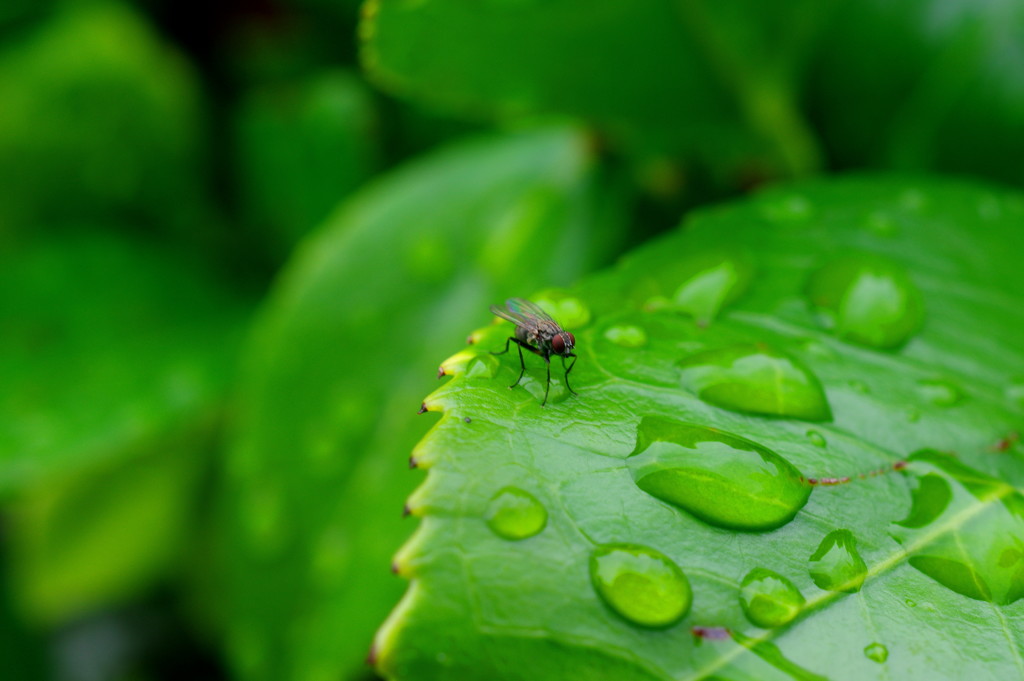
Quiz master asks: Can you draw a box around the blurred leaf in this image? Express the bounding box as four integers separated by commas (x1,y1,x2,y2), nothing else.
0,556,46,679
0,232,246,492
0,230,248,624
7,430,209,624
234,69,379,253
224,125,628,681
375,177,1024,680
810,0,1024,186
361,0,834,178
0,1,207,241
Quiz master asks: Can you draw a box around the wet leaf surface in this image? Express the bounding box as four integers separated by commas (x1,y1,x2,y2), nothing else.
377,176,1024,681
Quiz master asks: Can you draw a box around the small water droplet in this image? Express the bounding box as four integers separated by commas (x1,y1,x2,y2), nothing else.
806,430,827,447
466,354,499,378
739,568,806,628
808,529,867,593
533,290,591,328
916,379,962,407
629,417,810,531
864,642,888,663
904,598,916,608
806,255,924,349
666,252,754,324
605,324,648,348
891,451,1024,604
485,487,547,540
678,344,831,421
849,380,870,394
590,544,691,628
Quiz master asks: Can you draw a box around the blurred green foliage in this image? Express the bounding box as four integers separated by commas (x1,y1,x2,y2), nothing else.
0,0,1021,680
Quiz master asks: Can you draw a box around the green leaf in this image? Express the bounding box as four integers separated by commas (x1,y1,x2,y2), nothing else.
377,177,1024,680
810,0,1024,186
0,232,247,622
361,0,834,176
224,125,627,681
0,2,206,239
234,69,379,252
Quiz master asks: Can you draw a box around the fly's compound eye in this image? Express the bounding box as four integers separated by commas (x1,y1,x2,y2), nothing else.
552,332,574,354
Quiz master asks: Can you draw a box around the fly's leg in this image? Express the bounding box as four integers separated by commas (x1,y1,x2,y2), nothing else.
491,337,512,355
542,355,552,406
492,336,527,388
511,342,527,389
562,354,578,397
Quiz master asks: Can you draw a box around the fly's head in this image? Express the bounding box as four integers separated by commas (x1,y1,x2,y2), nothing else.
551,331,575,356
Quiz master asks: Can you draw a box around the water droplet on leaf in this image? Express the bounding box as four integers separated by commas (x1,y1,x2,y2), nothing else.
628,417,810,531
533,290,591,328
806,430,827,447
604,324,647,348
891,451,1024,605
916,379,962,407
678,344,831,421
806,255,924,349
864,642,888,663
486,487,547,540
589,543,691,628
739,568,805,628
808,529,867,593
671,253,753,324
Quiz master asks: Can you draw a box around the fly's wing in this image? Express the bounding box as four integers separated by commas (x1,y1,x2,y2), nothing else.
505,297,555,323
490,297,551,327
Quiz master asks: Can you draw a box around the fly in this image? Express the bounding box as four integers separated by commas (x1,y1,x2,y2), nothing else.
490,297,578,406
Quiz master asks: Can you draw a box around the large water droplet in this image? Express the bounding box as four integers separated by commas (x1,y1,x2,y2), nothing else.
533,290,591,328
628,417,810,532
916,379,962,407
864,642,888,663
891,451,1024,605
806,255,923,349
739,568,805,628
678,344,831,421
486,487,547,540
589,544,691,628
667,250,757,323
808,529,866,592
605,324,648,348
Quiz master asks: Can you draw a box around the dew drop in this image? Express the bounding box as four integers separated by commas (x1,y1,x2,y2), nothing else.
668,251,754,324
849,380,870,394
739,568,806,628
605,324,648,348
806,255,924,349
678,343,831,421
916,379,962,407
590,544,691,628
485,487,547,540
533,290,591,328
806,430,827,448
466,354,499,378
891,451,1024,604
628,417,810,532
808,529,867,593
864,642,888,663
